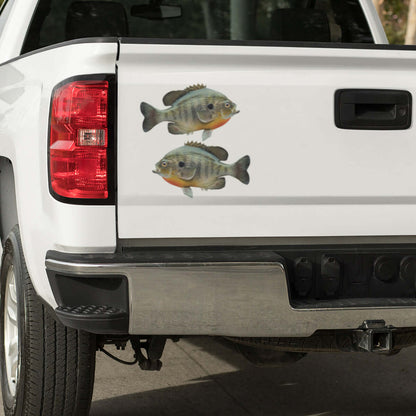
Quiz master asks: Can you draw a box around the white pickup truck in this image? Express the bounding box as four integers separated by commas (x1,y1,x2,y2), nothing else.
1,0,416,414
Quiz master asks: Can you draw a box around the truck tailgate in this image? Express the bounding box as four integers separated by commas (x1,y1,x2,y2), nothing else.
116,42,416,240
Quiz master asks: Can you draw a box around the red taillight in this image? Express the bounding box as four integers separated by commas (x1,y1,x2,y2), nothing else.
49,80,109,200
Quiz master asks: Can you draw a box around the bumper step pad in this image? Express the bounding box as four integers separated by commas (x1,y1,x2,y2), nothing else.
56,305,128,334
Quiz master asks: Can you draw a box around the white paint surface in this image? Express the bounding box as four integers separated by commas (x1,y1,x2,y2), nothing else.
117,43,416,239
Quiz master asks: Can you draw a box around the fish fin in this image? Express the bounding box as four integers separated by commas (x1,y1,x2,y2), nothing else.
205,178,226,190
202,130,212,141
185,141,228,161
140,102,161,132
163,84,207,106
233,155,251,185
163,90,188,106
196,108,215,124
182,187,193,198
185,84,206,92
168,123,187,135
179,166,197,181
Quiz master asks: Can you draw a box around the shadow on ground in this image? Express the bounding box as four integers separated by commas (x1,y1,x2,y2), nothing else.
90,337,416,416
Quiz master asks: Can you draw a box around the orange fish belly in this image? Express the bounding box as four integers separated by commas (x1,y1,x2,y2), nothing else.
164,177,194,188
183,117,230,133
206,118,230,130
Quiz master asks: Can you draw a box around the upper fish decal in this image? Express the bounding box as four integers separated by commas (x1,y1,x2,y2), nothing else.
140,84,240,141
153,142,250,198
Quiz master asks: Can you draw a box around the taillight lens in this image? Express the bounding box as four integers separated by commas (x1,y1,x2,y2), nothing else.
49,80,109,200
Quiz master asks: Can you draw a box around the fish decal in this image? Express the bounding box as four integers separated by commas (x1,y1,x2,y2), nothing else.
153,142,250,198
141,84,239,141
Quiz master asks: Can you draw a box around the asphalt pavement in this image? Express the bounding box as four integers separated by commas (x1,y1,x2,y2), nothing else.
91,337,416,416
2,337,416,415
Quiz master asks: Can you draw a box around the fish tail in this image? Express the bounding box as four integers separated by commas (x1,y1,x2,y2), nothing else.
140,102,162,132
232,155,250,185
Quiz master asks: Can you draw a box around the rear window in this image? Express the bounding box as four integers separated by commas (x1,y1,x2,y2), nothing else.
22,0,374,54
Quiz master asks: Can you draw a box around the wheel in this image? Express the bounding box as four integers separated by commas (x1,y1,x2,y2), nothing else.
0,226,96,416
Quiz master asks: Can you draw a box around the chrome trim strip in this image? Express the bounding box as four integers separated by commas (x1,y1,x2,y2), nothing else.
45,259,280,273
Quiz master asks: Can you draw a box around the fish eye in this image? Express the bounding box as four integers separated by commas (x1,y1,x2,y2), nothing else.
207,103,214,110
161,161,168,167
224,102,231,108
178,161,185,168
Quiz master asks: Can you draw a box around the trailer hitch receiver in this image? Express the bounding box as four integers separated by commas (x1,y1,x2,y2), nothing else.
353,320,394,353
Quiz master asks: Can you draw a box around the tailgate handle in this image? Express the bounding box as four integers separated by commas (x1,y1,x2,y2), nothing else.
335,89,412,130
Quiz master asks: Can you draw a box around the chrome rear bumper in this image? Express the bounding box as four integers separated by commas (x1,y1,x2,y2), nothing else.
45,253,416,336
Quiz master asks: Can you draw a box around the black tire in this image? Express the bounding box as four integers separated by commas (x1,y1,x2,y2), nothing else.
0,227,96,416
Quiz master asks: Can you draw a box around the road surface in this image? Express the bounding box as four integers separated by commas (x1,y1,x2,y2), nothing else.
2,337,416,415
91,337,416,416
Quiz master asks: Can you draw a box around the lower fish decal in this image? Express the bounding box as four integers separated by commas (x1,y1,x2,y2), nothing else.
141,84,239,140
153,142,250,198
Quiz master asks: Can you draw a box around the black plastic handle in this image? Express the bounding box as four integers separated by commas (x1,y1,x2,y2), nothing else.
335,89,412,130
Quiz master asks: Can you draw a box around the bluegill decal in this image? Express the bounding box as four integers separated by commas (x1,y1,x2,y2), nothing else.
141,84,239,140
153,142,250,198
